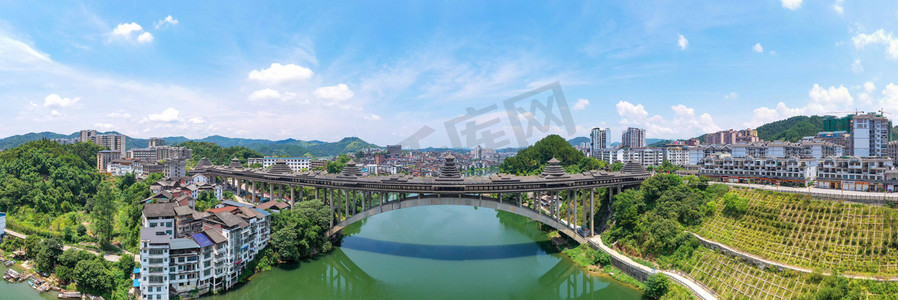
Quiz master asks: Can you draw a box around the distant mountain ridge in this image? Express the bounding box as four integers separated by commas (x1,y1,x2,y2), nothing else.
0,132,380,158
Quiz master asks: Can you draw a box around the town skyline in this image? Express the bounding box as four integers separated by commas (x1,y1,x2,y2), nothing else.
3,1,898,147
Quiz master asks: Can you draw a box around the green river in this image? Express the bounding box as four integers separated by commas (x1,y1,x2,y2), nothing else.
4,205,642,299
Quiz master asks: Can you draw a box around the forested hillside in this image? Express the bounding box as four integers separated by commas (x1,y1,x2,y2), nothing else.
500,135,605,175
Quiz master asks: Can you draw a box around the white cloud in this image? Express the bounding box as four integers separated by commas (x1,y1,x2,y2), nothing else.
43,94,80,107
188,117,206,124
851,59,864,73
108,112,131,118
746,84,854,127
833,0,844,15
753,43,763,53
110,22,154,44
363,114,382,121
155,15,179,29
572,98,590,110
806,84,853,113
247,88,296,102
314,84,354,101
112,22,143,38
879,83,898,113
852,29,898,59
50,110,61,118
724,92,738,100
615,101,719,138
677,34,689,50
864,81,876,94
781,0,802,10
145,107,180,123
137,32,154,44
95,123,114,130
247,63,314,85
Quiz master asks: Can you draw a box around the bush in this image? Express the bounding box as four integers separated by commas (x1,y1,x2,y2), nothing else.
722,192,748,217
644,273,670,299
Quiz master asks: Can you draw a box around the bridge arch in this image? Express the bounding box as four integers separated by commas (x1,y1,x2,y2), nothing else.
326,194,587,244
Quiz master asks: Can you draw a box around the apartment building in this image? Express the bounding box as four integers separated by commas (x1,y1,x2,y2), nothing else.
589,127,609,156
247,157,311,172
97,150,122,173
621,127,646,148
139,198,272,299
92,133,127,156
164,158,188,178
730,141,843,160
851,113,891,157
128,146,193,162
662,146,688,166
149,137,166,147
815,156,893,191
698,153,817,186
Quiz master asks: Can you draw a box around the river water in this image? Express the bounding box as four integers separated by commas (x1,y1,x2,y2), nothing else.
5,205,642,299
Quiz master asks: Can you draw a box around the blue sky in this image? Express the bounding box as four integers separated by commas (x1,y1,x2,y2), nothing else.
1,0,897,148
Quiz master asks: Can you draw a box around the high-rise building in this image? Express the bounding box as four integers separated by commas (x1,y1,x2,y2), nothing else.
149,137,166,147
91,134,127,156
590,127,609,156
387,145,402,157
621,127,646,148
851,113,891,157
79,129,97,143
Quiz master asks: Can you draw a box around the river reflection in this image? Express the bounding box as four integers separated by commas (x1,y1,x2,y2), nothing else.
202,206,643,300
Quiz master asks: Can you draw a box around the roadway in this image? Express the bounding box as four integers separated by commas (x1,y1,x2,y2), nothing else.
589,235,718,300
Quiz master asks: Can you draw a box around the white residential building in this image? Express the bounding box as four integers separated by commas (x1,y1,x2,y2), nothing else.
247,157,311,172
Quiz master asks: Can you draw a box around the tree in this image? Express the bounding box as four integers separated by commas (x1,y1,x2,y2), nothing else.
74,259,113,295
35,237,63,272
499,135,587,175
24,235,40,258
116,173,136,191
644,273,670,299
326,154,351,174
91,184,116,248
271,227,300,262
610,162,624,171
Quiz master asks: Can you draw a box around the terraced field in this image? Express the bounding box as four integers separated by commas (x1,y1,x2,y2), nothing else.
695,188,898,276
681,248,898,299
682,248,816,299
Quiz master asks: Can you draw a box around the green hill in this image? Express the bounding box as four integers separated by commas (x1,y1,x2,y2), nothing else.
754,116,826,142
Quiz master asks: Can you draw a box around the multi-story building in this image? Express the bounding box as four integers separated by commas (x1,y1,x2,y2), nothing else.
97,150,122,172
247,157,311,172
851,112,891,157
164,158,188,179
91,133,127,156
621,127,645,148
889,140,898,165
662,145,688,166
129,146,193,162
79,129,98,143
149,137,166,147
698,153,818,186
107,159,143,176
139,194,272,299
704,129,759,145
814,131,851,152
589,127,609,156
139,227,171,300
387,145,402,157
50,138,74,145
816,156,893,191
